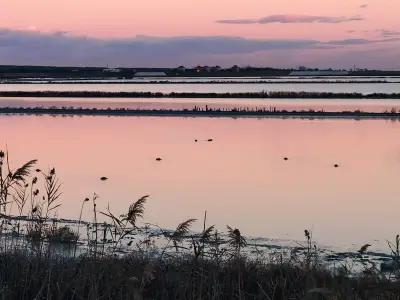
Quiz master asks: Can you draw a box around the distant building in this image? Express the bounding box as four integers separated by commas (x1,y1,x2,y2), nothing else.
134,71,167,77
289,70,349,76
102,68,121,73
195,65,222,73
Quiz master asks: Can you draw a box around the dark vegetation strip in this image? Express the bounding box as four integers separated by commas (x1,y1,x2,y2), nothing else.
2,91,400,98
1,80,392,84
1,251,400,299
1,106,400,119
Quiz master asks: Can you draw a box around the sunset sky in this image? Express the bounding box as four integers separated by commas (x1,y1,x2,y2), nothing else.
0,0,399,68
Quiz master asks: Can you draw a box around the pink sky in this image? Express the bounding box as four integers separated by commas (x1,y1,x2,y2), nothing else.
1,0,398,39
0,0,399,68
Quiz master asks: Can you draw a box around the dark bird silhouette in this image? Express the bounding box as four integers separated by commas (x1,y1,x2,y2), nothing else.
207,139,213,142
100,177,108,181
283,157,288,161
358,243,371,254
334,164,339,168
127,240,133,246
195,139,198,142
156,157,162,161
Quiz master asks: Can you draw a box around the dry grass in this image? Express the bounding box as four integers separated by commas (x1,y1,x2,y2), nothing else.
0,250,399,300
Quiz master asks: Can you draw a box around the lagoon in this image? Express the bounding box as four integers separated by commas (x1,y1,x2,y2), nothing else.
2,114,400,253
1,81,400,95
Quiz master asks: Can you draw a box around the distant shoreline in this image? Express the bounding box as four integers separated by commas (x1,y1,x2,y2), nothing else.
1,80,394,84
1,106,400,119
1,91,400,99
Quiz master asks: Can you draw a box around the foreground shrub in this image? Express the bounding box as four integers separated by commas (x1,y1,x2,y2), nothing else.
45,225,79,244
0,251,399,300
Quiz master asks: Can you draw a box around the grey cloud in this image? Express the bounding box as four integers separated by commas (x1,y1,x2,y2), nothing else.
325,39,374,46
325,38,400,46
216,15,364,24
0,28,399,67
378,29,400,37
0,29,319,66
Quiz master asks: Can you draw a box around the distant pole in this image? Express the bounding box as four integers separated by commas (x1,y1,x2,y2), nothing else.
203,210,207,231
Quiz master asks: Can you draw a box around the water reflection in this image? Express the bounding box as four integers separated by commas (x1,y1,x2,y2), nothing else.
1,115,400,252
1,81,400,94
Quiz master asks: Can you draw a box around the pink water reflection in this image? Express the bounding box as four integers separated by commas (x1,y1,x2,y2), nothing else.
1,115,400,249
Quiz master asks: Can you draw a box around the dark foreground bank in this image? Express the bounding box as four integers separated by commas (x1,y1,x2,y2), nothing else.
0,250,399,300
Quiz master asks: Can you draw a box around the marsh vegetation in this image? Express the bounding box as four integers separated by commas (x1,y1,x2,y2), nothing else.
1,150,400,299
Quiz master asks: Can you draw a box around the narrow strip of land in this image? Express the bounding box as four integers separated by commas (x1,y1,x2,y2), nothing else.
1,91,400,98
1,80,393,84
1,106,400,119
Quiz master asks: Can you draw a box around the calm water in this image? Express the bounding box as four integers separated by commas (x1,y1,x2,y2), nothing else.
2,114,400,251
1,82,400,94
